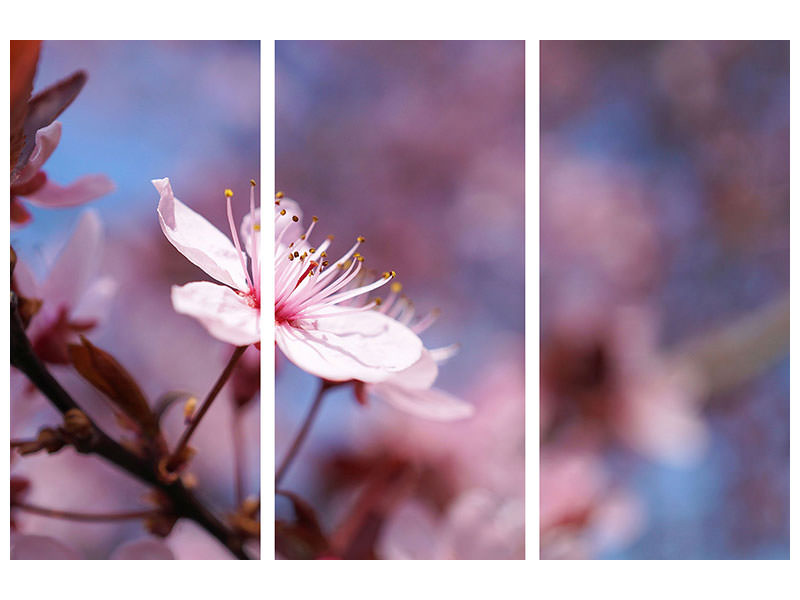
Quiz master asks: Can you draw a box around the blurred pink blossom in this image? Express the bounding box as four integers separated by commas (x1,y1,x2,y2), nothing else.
13,210,117,365
380,489,523,560
540,446,644,559
10,122,115,224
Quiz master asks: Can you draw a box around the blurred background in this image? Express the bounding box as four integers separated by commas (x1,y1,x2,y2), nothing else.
540,40,789,559
11,40,260,559
276,41,525,558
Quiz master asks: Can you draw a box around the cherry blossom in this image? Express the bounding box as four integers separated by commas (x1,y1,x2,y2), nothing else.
13,210,117,364
274,197,423,383
10,122,115,225
154,177,260,347
360,286,473,420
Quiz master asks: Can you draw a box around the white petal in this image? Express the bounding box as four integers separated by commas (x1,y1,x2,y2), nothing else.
154,178,248,291
240,207,261,259
275,309,423,383
383,349,438,389
41,210,102,311
370,382,475,421
171,281,259,346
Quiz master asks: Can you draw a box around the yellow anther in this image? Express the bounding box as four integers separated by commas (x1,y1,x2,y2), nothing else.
357,256,364,262
288,253,294,261
383,271,391,279
322,261,329,267
327,234,335,241
275,200,281,205
224,189,234,198
300,234,306,240
357,236,366,243
292,215,299,222
254,224,261,231
353,253,362,259
276,191,284,199
250,179,256,186
309,248,316,254
312,216,319,222
391,282,403,293
294,251,299,257
374,297,383,306
184,397,198,421
280,209,286,215
320,251,327,258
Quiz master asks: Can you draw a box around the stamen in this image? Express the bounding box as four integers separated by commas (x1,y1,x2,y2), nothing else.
225,188,254,293
294,260,319,290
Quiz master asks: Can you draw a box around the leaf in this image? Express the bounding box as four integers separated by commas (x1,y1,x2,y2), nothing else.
275,490,330,559
10,40,41,173
67,336,160,439
11,70,87,183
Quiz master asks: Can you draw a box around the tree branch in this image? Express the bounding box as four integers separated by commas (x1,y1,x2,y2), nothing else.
10,293,252,559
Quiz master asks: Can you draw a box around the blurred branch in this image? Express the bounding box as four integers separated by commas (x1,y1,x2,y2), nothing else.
10,292,252,559
276,379,338,486
163,345,246,474
12,501,159,522
666,293,789,403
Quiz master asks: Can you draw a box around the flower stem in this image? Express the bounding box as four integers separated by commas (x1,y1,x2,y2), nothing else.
275,380,334,486
12,501,158,522
232,407,246,506
166,345,247,473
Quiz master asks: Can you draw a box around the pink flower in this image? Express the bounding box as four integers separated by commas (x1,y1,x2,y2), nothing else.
379,489,524,559
274,197,423,382
154,177,260,347
13,210,117,364
360,287,474,421
540,446,644,559
10,122,115,225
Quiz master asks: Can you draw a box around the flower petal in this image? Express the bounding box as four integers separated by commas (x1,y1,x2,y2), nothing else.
41,210,102,311
24,174,115,207
369,382,475,421
110,538,175,560
275,309,423,383
171,281,259,346
383,349,438,389
11,534,81,560
240,207,261,259
154,178,247,291
14,121,61,185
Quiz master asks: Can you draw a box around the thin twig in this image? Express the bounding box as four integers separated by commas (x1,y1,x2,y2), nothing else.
12,502,159,522
232,407,246,507
275,380,334,486
165,345,247,472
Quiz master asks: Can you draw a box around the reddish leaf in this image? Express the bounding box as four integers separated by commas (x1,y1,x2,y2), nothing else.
275,490,330,559
10,40,41,173
11,70,87,183
68,336,159,439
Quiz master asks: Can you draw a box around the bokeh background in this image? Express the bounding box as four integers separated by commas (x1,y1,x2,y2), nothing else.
11,40,260,559
276,41,525,558
540,40,789,559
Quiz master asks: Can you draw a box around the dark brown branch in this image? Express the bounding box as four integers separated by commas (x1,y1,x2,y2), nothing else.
10,293,252,559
